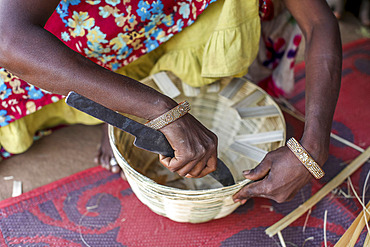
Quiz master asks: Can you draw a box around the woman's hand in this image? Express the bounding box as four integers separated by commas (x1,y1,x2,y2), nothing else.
232,145,324,204
158,114,218,178
234,0,342,204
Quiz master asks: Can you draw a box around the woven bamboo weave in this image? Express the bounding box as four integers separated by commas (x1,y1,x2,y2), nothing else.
109,73,286,223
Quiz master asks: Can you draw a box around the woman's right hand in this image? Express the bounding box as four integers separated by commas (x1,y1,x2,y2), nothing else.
158,113,218,178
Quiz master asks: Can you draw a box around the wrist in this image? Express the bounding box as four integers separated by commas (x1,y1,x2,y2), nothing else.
286,138,325,179
145,100,191,130
146,97,178,121
300,132,329,166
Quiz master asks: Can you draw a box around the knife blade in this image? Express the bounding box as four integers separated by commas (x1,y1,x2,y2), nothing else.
65,91,235,186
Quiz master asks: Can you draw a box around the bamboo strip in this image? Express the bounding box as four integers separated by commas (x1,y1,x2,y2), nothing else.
265,147,370,237
232,90,265,109
12,180,22,197
363,232,370,247
324,210,328,247
152,72,181,98
330,133,366,153
235,130,284,145
277,97,306,120
279,104,305,122
219,77,246,99
182,82,200,97
207,81,221,93
237,105,280,119
139,75,153,85
277,231,287,247
279,103,367,154
229,142,268,163
334,201,370,247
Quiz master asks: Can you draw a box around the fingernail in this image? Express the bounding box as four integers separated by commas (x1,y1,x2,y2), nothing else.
241,199,247,205
233,199,240,203
243,170,251,175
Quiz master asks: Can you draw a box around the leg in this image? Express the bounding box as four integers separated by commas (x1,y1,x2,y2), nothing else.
359,0,370,26
95,123,123,176
326,0,345,19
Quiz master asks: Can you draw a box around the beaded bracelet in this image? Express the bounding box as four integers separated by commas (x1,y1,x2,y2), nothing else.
286,137,325,179
145,101,191,130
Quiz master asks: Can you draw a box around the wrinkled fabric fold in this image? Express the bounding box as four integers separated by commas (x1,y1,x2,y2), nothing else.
118,0,260,87
0,100,101,154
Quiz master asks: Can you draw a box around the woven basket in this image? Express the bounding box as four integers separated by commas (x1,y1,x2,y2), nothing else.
109,72,286,223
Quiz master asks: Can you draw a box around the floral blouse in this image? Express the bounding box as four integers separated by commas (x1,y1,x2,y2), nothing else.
0,0,216,127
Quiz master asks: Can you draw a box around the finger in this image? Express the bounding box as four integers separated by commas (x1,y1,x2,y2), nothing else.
101,163,110,170
195,153,217,178
96,150,110,170
159,154,172,169
160,155,186,174
160,152,197,173
232,179,272,202
233,199,248,205
175,160,198,177
160,153,204,177
108,157,120,173
243,159,272,181
185,155,210,178
185,161,206,178
110,164,121,173
94,148,102,165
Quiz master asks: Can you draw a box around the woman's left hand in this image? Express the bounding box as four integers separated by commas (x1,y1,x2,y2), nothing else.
232,146,316,204
232,0,341,204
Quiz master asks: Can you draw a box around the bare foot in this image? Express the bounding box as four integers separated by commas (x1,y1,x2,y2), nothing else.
95,123,126,180
333,11,342,19
359,0,370,27
327,0,344,19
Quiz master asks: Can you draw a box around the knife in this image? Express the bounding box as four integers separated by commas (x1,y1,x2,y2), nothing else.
65,91,235,186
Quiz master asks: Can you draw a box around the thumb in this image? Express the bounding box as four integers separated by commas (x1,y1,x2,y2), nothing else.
243,159,271,181
233,179,265,202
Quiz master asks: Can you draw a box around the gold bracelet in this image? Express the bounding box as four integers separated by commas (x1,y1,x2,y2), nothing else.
145,101,191,130
286,137,325,179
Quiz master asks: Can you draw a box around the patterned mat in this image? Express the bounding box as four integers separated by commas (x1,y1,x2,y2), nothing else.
0,39,369,246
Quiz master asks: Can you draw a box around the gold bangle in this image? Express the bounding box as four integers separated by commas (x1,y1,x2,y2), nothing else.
145,101,191,130
286,137,325,179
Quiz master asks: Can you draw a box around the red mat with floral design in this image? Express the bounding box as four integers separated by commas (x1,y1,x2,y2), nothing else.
0,39,369,247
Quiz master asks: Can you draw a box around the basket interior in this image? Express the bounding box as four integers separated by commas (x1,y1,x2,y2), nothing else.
113,74,285,190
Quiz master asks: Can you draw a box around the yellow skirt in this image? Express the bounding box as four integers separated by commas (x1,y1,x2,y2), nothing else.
0,0,260,155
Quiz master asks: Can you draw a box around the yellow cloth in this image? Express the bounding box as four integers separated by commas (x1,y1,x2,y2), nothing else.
117,0,260,87
0,100,101,154
0,0,260,154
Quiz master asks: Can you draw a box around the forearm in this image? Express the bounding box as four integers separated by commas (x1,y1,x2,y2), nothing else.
284,0,342,164
300,18,342,163
299,19,342,160
0,4,176,120
233,0,343,204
